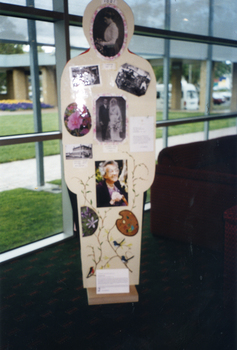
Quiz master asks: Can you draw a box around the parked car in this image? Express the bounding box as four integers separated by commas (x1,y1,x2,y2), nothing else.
156,81,199,110
212,92,225,105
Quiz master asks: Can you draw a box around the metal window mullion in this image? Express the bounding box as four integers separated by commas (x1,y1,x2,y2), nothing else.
53,0,73,237
0,131,62,146
204,0,214,140
162,0,171,148
27,0,44,186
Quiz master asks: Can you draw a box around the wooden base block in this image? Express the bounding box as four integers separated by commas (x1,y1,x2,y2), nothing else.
87,285,139,305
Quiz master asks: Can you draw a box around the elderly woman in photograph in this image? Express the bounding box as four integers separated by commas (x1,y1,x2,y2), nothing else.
109,98,122,142
96,160,128,208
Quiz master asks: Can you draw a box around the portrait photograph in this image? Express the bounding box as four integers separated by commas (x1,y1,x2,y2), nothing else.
95,159,128,208
95,96,126,143
92,6,125,58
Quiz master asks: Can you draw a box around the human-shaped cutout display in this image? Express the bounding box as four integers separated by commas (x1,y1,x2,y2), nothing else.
61,0,156,290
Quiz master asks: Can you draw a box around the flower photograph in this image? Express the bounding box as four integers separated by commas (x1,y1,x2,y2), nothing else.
64,102,92,137
81,206,99,237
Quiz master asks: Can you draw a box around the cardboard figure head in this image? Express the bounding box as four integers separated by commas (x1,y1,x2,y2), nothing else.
83,0,134,59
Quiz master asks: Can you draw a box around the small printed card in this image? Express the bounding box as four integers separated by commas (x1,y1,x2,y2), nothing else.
130,116,154,152
96,269,129,294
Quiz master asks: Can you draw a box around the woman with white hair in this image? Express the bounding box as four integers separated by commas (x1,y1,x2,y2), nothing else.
96,160,128,208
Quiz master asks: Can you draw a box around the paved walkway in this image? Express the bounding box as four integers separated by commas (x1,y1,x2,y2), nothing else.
0,155,62,192
0,127,236,192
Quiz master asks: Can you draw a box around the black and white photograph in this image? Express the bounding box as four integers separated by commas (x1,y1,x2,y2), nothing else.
71,65,100,88
65,144,93,160
95,96,126,143
95,159,128,208
116,63,151,96
93,7,125,58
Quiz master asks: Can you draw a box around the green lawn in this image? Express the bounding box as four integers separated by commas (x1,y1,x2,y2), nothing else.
1,109,236,163
156,110,236,138
0,187,63,253
0,110,60,163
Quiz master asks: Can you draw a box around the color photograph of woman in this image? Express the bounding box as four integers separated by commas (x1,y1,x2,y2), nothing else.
96,160,128,208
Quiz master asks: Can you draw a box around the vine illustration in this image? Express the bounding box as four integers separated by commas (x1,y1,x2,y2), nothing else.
74,174,135,278
123,151,149,209
103,228,133,272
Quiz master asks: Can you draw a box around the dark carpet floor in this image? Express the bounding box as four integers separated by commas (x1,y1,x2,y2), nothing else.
0,211,236,350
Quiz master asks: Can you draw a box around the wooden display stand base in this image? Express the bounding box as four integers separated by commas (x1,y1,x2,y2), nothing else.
87,285,139,305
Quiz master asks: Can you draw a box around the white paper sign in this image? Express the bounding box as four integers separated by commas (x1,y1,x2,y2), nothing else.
130,116,154,152
96,269,129,294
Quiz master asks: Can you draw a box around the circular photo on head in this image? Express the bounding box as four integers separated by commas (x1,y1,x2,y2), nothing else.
64,103,91,137
93,6,125,58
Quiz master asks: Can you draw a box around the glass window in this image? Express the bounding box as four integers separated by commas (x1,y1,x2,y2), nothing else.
0,0,53,10
69,26,89,49
34,0,53,11
126,0,165,29
69,0,165,29
68,0,89,16
36,21,55,45
0,143,62,253
129,36,164,57
170,0,209,35
170,40,207,60
0,0,25,5
0,16,28,42
213,0,237,40
213,45,237,62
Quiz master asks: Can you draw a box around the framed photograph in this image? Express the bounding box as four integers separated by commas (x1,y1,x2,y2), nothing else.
65,144,93,160
95,96,126,143
64,103,92,137
95,159,128,208
71,65,100,88
116,63,151,96
92,6,125,58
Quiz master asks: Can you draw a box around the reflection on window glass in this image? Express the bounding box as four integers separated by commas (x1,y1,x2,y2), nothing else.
69,0,165,29
213,0,237,40
69,0,89,16
213,45,237,63
1,0,53,10
126,0,165,28
171,0,209,35
70,26,89,49
1,0,25,5
35,0,52,10
36,21,55,45
0,16,28,41
170,40,207,61
129,36,164,56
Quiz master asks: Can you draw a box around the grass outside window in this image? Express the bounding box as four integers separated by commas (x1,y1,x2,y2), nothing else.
1,110,236,163
0,186,63,253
